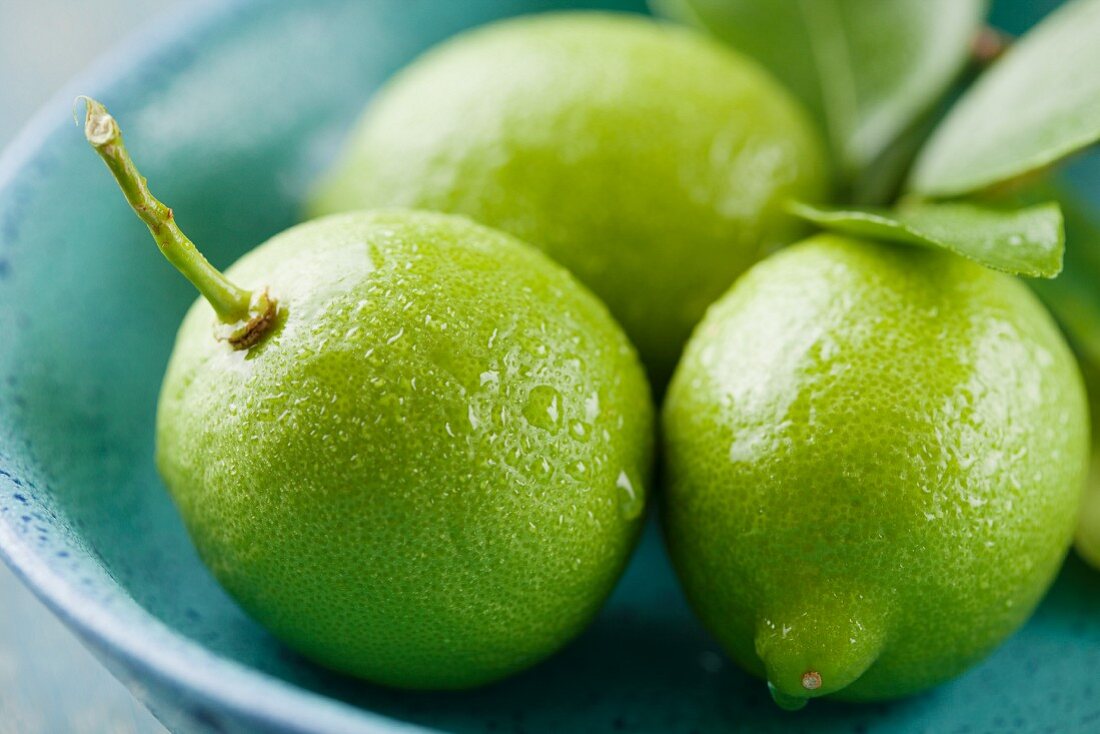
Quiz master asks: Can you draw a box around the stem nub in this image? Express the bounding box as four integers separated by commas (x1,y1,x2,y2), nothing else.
79,96,277,349
755,591,886,710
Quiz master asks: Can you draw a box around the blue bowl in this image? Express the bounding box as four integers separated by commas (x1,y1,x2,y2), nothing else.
1,0,1097,732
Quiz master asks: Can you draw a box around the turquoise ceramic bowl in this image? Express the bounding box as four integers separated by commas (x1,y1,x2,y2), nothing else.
1,0,1097,732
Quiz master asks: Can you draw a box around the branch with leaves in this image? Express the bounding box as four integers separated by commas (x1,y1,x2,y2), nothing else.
654,0,1100,348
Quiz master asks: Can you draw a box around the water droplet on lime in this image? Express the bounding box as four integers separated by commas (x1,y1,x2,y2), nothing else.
523,385,563,433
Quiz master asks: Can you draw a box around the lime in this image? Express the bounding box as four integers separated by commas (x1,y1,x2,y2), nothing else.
308,12,828,386
82,97,653,689
662,234,1088,707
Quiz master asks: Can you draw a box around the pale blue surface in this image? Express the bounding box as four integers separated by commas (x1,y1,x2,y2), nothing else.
0,1,172,732
0,1,1098,733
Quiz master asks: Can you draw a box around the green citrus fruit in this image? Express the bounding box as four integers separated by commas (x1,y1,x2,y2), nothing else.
662,234,1088,708
307,12,828,387
154,209,653,688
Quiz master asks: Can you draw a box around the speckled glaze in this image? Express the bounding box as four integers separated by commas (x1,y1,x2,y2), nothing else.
2,0,1100,733
158,210,652,688
663,235,1089,705
307,12,828,387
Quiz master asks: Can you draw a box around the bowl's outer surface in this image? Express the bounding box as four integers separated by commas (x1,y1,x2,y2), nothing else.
0,0,1097,732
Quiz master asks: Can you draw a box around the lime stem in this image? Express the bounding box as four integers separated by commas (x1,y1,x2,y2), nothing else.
972,26,1010,67
79,96,277,348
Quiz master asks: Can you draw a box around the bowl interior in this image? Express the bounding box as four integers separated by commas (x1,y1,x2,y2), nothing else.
1,0,1099,732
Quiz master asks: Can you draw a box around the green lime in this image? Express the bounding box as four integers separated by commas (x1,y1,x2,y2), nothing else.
662,234,1088,707
308,12,829,386
82,99,653,689
158,210,652,688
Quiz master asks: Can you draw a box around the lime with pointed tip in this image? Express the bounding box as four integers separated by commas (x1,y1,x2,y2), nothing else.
307,11,829,387
662,234,1088,706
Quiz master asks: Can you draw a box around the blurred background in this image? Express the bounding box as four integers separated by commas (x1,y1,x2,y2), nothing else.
1,3,177,730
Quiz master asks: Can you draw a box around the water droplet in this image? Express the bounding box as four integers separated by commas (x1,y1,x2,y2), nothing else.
523,385,563,433
570,420,590,440
584,393,600,423
567,461,589,481
616,470,643,520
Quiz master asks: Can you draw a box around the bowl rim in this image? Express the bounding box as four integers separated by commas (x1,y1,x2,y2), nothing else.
0,2,438,731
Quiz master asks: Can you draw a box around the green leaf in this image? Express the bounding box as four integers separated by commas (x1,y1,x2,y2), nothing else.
911,0,1100,198
789,200,1064,278
651,0,987,180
